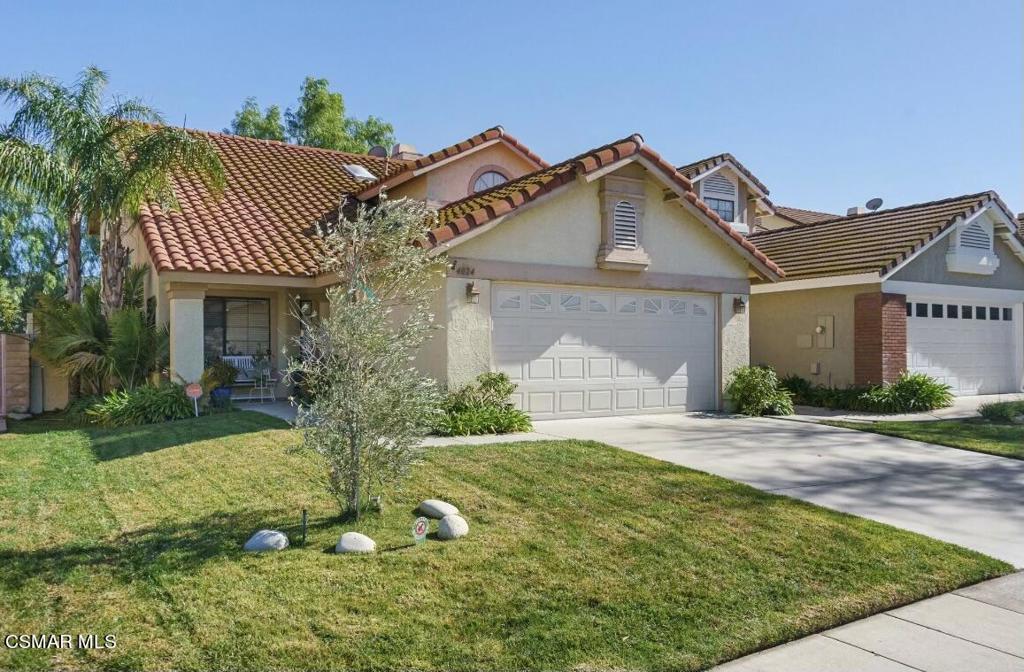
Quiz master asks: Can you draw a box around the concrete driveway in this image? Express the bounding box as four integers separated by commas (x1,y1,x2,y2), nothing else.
531,414,1024,567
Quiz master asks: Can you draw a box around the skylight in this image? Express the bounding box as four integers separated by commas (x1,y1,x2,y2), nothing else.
344,164,376,181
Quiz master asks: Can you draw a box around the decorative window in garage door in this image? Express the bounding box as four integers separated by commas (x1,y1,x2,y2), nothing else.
529,292,553,312
497,290,522,312
559,293,582,312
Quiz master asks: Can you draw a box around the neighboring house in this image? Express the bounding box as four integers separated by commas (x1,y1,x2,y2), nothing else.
100,127,782,419
758,204,839,230
748,193,1024,395
675,153,776,235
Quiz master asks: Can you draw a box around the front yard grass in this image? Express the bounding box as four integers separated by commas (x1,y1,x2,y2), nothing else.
0,413,1010,671
826,418,1024,460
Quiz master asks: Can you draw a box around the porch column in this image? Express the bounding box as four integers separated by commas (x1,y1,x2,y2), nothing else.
168,286,206,384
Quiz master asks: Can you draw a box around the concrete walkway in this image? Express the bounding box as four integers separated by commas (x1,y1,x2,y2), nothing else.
790,392,1024,423
714,572,1024,671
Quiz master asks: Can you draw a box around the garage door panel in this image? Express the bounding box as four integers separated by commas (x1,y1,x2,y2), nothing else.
588,389,613,412
492,284,718,418
907,296,1017,396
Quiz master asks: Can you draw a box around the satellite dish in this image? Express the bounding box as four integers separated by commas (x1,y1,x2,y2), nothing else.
865,197,883,211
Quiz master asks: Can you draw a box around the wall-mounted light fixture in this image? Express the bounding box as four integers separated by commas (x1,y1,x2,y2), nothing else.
466,281,481,304
732,296,747,314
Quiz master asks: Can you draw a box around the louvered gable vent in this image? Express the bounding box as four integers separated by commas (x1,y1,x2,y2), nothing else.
702,173,736,198
960,222,991,250
613,201,638,249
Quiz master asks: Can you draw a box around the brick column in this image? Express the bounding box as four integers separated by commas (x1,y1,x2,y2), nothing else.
854,292,907,386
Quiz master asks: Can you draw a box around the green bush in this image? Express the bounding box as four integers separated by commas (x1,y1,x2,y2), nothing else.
979,400,1024,423
780,372,952,413
433,372,533,436
62,395,104,425
87,383,194,427
201,358,238,393
725,366,794,416
858,372,953,413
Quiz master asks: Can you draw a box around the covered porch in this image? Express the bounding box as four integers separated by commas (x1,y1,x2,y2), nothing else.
162,278,328,398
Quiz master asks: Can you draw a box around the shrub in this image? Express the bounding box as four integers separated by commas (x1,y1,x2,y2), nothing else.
725,366,794,416
86,383,193,427
201,358,239,393
979,400,1024,423
62,395,104,425
856,372,953,413
780,372,952,413
433,372,533,436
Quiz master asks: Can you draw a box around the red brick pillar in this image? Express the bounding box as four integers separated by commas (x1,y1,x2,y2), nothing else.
854,292,907,386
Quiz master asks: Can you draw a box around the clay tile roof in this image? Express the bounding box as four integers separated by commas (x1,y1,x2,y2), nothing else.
677,153,770,195
748,192,1003,281
354,126,548,199
426,135,783,279
773,204,841,225
139,130,409,276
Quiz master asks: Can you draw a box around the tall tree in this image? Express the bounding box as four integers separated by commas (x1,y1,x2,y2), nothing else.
229,76,395,153
225,97,286,141
0,184,98,330
0,67,224,316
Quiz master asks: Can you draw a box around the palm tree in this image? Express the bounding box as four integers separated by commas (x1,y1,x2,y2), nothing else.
0,67,224,311
32,265,170,394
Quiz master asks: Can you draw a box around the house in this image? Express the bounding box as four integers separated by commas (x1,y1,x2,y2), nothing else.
102,127,783,419
748,193,1024,395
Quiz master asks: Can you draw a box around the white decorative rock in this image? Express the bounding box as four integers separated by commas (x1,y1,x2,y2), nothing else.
243,529,289,552
336,531,376,554
418,499,459,519
437,514,469,540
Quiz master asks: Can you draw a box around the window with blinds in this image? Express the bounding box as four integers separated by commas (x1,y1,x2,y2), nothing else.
613,200,638,249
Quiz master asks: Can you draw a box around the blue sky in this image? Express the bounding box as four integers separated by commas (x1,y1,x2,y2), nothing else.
3,0,1021,213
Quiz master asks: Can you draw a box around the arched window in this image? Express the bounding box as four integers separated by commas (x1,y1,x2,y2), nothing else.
472,170,507,193
613,200,638,249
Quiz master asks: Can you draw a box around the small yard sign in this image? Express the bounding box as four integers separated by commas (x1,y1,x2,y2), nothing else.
412,516,429,543
185,383,202,417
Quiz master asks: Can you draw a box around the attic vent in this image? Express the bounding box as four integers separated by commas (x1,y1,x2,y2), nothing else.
344,164,375,181
613,201,638,249
960,222,991,250
702,173,736,198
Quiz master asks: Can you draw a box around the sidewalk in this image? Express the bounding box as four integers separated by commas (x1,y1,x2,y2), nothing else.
714,572,1024,671
788,392,1024,424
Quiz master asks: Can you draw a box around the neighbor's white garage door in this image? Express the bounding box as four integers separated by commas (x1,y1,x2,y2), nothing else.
906,298,1019,395
491,283,717,419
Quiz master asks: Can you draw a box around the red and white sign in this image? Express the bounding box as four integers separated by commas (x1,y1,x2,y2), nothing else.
412,517,429,543
185,383,203,399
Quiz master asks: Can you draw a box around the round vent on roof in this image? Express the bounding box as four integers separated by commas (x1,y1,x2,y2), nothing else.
866,197,883,211
368,145,387,158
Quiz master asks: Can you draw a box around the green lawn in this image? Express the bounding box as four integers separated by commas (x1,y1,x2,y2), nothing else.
826,419,1024,460
0,413,1009,671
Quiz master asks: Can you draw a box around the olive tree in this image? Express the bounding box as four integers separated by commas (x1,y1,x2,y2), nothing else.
289,195,442,518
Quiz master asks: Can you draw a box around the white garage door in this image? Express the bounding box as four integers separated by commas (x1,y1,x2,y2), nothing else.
491,283,717,419
906,298,1019,395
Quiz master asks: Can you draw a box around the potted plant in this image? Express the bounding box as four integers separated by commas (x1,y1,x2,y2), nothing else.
201,358,239,408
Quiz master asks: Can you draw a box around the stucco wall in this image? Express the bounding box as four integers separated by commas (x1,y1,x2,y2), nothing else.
390,142,538,206
750,283,880,388
719,293,750,404
891,236,1024,290
453,174,750,280
755,213,797,232
443,276,491,388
